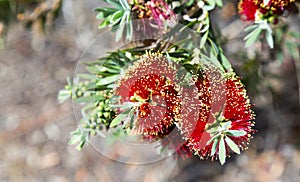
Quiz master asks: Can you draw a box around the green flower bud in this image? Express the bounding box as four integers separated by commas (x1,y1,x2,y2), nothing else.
103,112,110,118
91,130,97,136
90,116,96,122
65,85,70,90
77,90,83,97
81,87,87,92
97,112,103,117
84,81,89,86
82,123,89,128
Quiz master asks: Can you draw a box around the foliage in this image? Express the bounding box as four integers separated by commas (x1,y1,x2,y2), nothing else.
58,0,299,165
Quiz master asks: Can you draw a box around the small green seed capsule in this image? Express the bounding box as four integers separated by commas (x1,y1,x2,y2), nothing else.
81,87,87,92
84,81,89,86
82,123,89,128
65,85,70,90
89,124,95,129
103,112,110,118
77,91,83,97
90,116,96,122
91,130,97,136
97,112,103,117
79,82,83,87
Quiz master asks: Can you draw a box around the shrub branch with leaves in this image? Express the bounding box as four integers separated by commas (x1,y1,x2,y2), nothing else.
58,0,299,165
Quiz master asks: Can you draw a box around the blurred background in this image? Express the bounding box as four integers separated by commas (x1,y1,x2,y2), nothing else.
0,0,300,181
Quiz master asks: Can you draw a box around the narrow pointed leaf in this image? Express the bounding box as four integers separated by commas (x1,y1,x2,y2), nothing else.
219,136,226,165
266,30,274,49
96,75,119,86
206,133,221,145
73,95,104,103
225,136,240,154
109,109,131,127
245,25,258,32
225,130,247,137
245,28,262,47
215,0,223,7
211,139,219,156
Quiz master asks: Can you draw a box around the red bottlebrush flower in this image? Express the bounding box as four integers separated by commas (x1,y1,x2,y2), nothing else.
238,0,259,21
239,0,296,22
179,65,255,161
132,0,175,25
115,52,181,135
146,0,175,25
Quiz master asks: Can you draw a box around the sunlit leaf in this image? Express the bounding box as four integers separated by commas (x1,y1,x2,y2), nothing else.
96,75,119,86
225,130,247,137
73,95,104,103
215,0,223,7
109,109,132,127
58,90,71,103
219,136,226,165
211,138,218,156
225,136,240,154
245,27,262,47
266,30,274,49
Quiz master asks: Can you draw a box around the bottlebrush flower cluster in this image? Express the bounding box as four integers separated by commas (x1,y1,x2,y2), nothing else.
238,0,296,22
114,52,255,164
56,0,300,165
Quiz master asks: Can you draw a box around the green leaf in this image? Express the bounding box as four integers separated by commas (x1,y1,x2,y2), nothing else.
220,52,232,70
244,27,262,47
206,133,221,145
110,10,123,25
96,75,119,86
77,73,98,80
209,52,225,72
200,31,209,49
119,0,130,10
69,131,82,145
215,0,223,7
69,129,89,150
109,109,132,127
266,30,274,49
203,0,215,11
107,0,122,9
95,7,117,19
225,136,240,154
245,24,258,32
211,138,219,156
116,22,125,42
208,38,219,55
99,18,110,28
126,20,133,40
219,136,226,165
58,90,71,103
73,95,104,103
76,140,85,151
225,130,247,137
